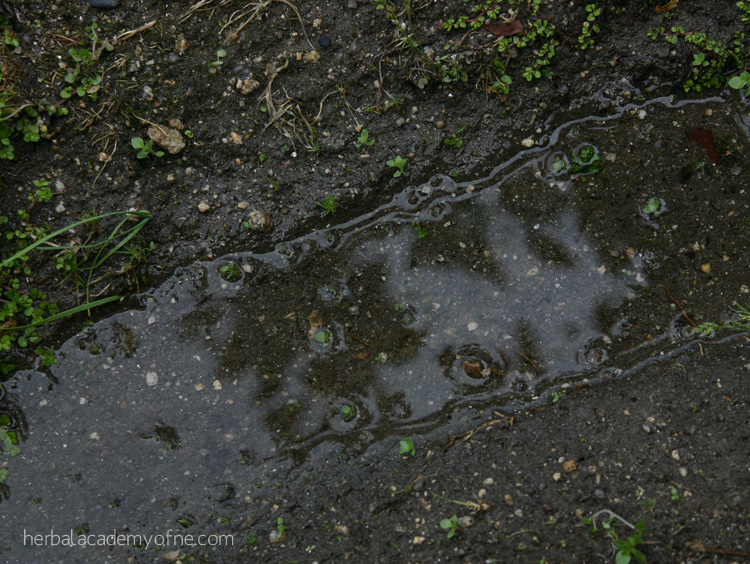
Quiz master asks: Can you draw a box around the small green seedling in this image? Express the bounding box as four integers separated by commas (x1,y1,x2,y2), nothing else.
387,155,407,177
692,304,750,337
552,155,568,174
314,329,332,346
219,262,242,281
355,129,375,149
317,195,337,216
412,222,427,239
399,437,415,456
208,48,227,68
612,520,647,564
569,144,601,174
670,487,679,501
276,517,286,534
728,71,750,96
585,510,646,564
341,404,355,422
444,125,466,150
440,514,459,539
643,197,663,217
131,137,164,159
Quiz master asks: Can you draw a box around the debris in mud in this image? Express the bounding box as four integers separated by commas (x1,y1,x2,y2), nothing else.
147,124,186,155
686,127,720,164
236,77,260,95
247,209,274,232
484,20,524,37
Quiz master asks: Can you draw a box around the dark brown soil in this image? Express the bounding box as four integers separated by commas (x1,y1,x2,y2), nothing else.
1,0,749,562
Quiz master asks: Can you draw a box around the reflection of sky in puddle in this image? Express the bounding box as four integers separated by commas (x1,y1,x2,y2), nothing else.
3,162,643,561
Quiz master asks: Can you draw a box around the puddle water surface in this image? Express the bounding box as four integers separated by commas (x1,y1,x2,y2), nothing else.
2,91,748,561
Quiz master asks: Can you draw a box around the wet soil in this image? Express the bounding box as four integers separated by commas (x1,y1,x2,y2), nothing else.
1,0,749,563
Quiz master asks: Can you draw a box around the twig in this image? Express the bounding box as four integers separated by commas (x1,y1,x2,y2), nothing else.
659,284,697,328
116,21,156,43
443,411,513,451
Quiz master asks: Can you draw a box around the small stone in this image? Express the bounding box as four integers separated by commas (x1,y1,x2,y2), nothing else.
55,180,66,193
563,460,578,473
333,525,349,536
247,209,274,232
552,472,562,482
213,380,222,391
701,263,711,274
89,432,100,440
198,201,211,213
671,449,680,461
305,51,320,63
346,0,357,8
236,78,260,95
319,34,331,48
504,494,514,505
175,34,189,55
162,550,182,561
521,137,535,147
269,529,286,544
412,536,426,545
147,124,185,154
55,203,66,213
237,201,250,210
457,516,474,529
467,321,478,331
230,131,242,144
679,467,688,477
146,371,158,386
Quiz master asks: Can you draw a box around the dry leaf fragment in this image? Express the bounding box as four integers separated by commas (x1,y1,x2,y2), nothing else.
483,20,523,37
655,0,678,14
687,127,720,164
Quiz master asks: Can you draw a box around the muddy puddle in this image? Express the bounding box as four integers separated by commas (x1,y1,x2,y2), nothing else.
2,89,748,561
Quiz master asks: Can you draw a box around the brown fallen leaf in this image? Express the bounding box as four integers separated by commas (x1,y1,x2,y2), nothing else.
484,19,523,37
655,0,678,13
687,127,720,165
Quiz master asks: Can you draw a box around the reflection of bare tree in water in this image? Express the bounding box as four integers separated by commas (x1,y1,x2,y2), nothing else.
0,383,27,502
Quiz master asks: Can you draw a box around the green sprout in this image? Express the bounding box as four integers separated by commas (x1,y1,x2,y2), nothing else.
643,197,663,217
208,48,227,68
355,129,375,149
314,329,332,346
219,261,242,282
387,155,407,177
316,195,337,216
131,137,164,159
440,514,459,539
341,404,355,422
584,510,646,564
399,437,415,456
728,71,750,96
